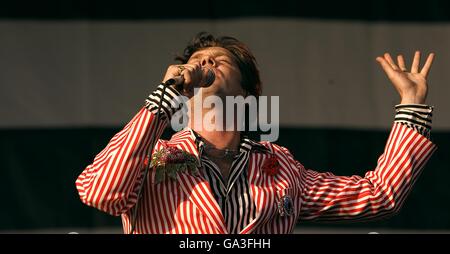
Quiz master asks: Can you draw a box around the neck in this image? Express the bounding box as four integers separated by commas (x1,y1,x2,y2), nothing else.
187,102,241,151
195,129,241,151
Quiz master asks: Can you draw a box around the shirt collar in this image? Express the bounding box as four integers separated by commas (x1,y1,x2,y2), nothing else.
184,128,270,155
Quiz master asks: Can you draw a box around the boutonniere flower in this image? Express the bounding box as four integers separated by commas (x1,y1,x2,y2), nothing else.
262,155,280,176
149,147,198,184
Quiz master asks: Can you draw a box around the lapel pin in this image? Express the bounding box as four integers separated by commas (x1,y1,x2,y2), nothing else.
278,195,294,217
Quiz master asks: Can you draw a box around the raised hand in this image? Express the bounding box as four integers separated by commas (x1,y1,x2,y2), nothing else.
376,51,435,104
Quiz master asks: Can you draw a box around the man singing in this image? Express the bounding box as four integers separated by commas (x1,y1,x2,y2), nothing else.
76,32,436,234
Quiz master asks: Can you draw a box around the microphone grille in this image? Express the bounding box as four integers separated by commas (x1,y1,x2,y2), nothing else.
203,68,215,87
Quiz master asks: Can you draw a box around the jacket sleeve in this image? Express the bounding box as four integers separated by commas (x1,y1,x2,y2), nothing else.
75,84,184,216
292,122,437,221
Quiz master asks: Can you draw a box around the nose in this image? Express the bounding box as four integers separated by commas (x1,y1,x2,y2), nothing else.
201,56,216,67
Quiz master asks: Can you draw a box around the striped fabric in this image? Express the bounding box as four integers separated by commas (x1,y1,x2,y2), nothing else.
194,132,267,233
395,104,433,139
75,85,437,234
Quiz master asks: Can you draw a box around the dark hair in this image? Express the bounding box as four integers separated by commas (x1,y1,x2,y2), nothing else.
175,32,262,97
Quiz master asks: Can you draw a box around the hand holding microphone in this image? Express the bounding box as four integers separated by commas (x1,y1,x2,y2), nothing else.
162,63,215,98
134,63,214,233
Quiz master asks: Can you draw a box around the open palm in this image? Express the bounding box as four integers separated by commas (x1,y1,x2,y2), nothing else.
376,51,435,104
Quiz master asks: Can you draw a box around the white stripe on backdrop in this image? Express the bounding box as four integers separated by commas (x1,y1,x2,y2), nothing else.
0,19,449,129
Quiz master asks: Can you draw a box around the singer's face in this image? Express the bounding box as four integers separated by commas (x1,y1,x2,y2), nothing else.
187,47,245,98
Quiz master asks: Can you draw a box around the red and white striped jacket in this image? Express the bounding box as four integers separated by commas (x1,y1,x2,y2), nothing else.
76,107,436,234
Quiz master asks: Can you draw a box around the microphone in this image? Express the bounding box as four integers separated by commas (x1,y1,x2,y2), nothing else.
202,68,216,87
164,67,215,87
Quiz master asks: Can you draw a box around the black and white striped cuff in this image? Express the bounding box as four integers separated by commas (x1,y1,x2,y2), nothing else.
144,84,186,119
395,104,433,138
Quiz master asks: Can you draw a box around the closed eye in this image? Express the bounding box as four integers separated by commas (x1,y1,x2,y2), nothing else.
217,57,232,65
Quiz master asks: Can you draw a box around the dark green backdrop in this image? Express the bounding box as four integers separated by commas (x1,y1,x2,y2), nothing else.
1,126,448,231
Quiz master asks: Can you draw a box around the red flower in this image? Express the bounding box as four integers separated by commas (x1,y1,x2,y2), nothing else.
143,156,150,167
262,155,280,176
150,146,199,184
165,147,186,163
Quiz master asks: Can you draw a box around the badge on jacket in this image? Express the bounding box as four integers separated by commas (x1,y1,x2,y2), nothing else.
278,195,294,217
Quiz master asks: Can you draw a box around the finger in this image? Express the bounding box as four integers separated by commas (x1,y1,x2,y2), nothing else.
176,64,190,87
411,51,421,73
163,65,187,83
183,63,200,69
182,64,202,76
181,66,194,87
184,64,203,81
376,56,396,78
397,54,407,71
420,53,435,78
169,64,184,75
384,53,399,70
188,63,203,78
180,65,203,90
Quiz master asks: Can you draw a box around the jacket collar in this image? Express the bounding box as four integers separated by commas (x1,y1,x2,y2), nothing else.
169,127,270,154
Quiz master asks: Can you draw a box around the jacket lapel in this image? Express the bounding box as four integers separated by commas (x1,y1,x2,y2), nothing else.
167,129,228,234
240,152,278,234
177,172,228,234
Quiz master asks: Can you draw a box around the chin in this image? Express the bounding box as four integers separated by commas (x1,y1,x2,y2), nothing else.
199,83,221,96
